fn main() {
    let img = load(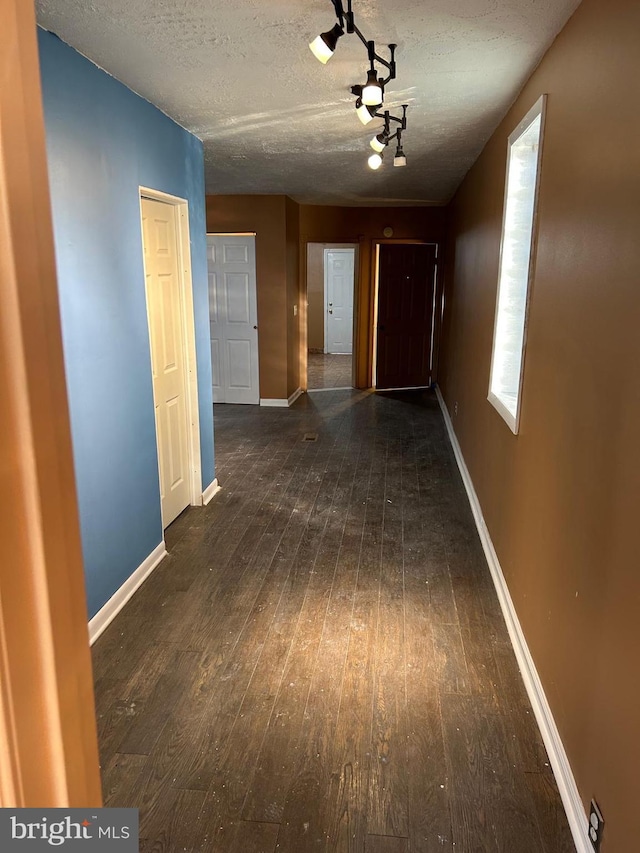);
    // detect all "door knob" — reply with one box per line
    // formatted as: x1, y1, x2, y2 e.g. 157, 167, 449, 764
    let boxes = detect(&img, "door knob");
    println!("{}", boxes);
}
253, 325, 258, 330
